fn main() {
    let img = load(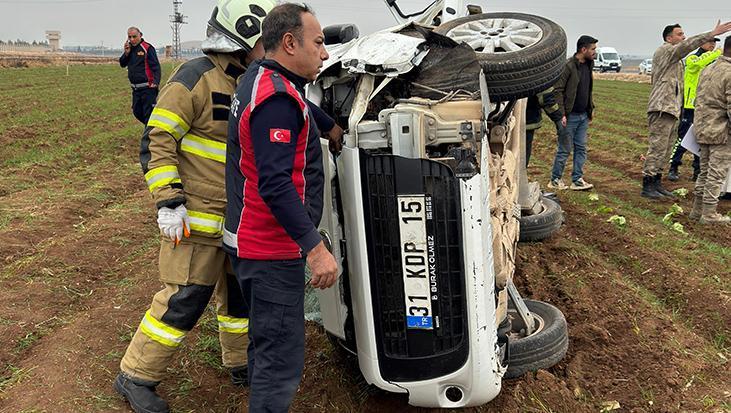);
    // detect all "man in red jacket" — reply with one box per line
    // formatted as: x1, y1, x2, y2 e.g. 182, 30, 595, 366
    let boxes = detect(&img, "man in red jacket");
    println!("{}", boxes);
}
225, 4, 337, 412
119, 27, 161, 124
